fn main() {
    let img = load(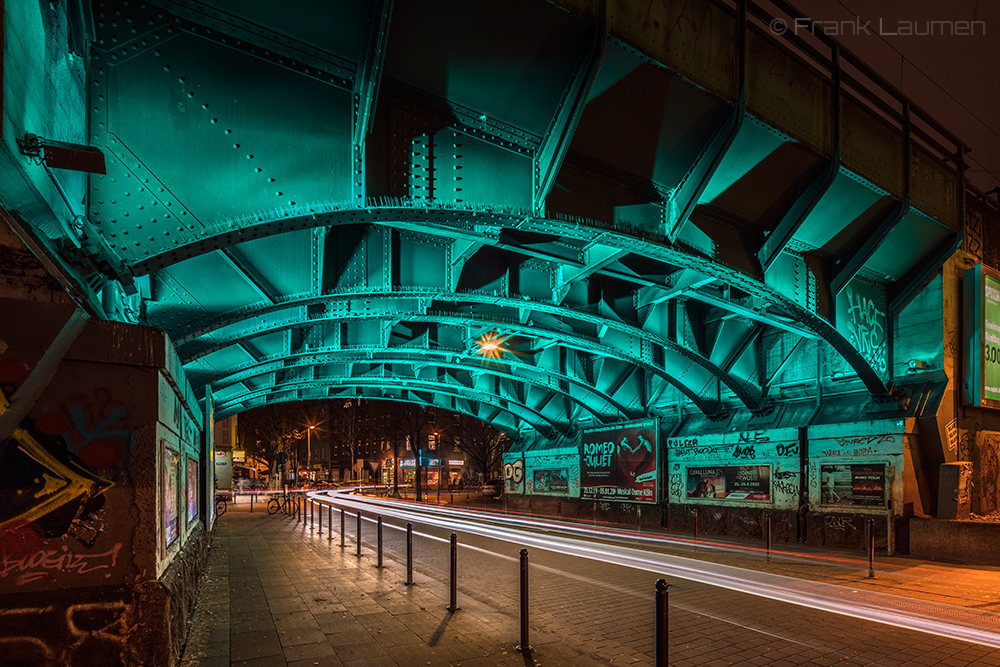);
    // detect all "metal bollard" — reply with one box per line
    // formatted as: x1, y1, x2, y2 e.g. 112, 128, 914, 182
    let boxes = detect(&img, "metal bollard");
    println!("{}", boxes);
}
296, 496, 300, 523
655, 579, 668, 667
377, 516, 384, 568
867, 518, 876, 579
250, 493, 254, 513
516, 548, 531, 653
340, 509, 345, 548
448, 533, 459, 611
327, 505, 333, 541
356, 511, 362, 557
766, 513, 771, 563
318, 501, 323, 535
310, 500, 314, 527
405, 523, 413, 585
